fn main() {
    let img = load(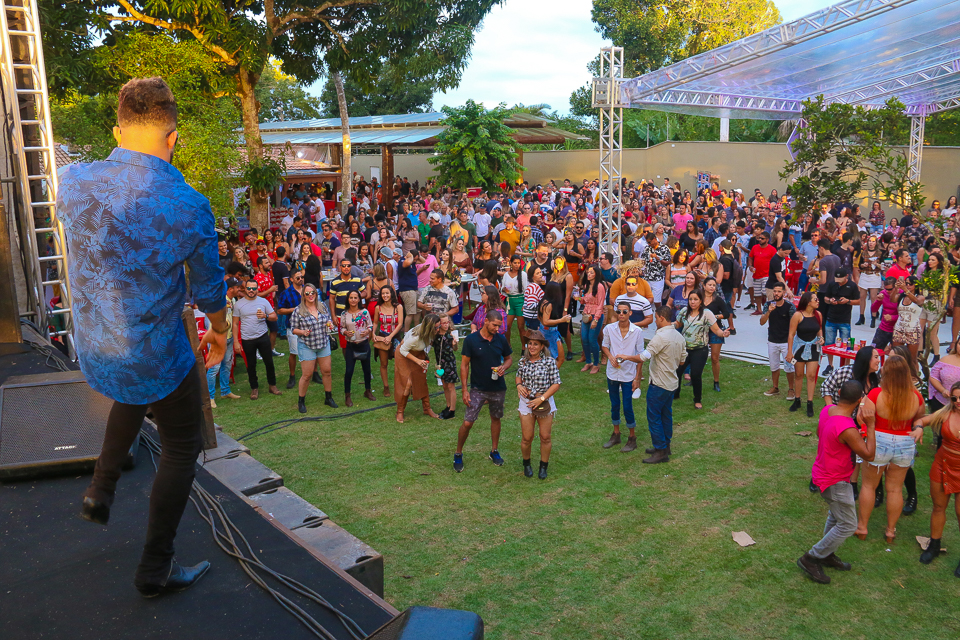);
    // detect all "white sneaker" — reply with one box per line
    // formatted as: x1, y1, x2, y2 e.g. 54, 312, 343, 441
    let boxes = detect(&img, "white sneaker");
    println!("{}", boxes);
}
256, 352, 263, 360
272, 349, 284, 357
632, 388, 642, 400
